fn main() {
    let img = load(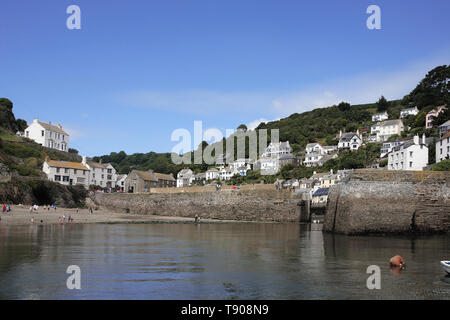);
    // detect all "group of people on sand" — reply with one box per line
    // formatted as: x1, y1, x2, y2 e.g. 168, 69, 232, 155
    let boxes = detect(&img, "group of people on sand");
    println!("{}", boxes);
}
2, 204, 11, 213
57, 215, 74, 224
29, 204, 57, 213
